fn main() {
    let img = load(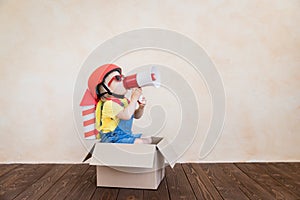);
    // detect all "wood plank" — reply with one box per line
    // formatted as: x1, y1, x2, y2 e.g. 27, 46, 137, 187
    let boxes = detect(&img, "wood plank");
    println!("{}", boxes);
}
38, 164, 89, 200
182, 163, 222, 200
272, 163, 300, 180
13, 164, 72, 200
272, 163, 300, 182
254, 163, 300, 197
0, 164, 52, 200
236, 163, 299, 199
287, 162, 300, 173
90, 187, 119, 200
143, 177, 170, 200
165, 164, 196, 200
220, 163, 274, 199
65, 165, 97, 200
0, 164, 19, 177
116, 188, 143, 200
200, 163, 249, 200
0, 163, 297, 200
